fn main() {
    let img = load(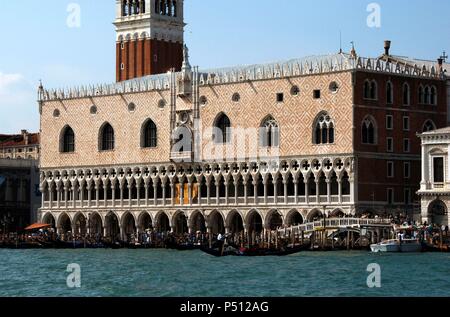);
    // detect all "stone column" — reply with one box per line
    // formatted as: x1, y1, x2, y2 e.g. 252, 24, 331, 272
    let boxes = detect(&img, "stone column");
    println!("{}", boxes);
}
225, 179, 229, 205
294, 178, 299, 204
72, 183, 77, 208
64, 183, 69, 208
111, 181, 116, 208
56, 183, 61, 209
304, 178, 309, 205
326, 178, 331, 204
144, 179, 149, 206
162, 181, 167, 206
180, 179, 185, 206
153, 181, 158, 206
87, 182, 92, 208
128, 181, 132, 207
216, 178, 220, 205
244, 178, 248, 205
79, 182, 84, 208
119, 182, 124, 207
49, 182, 54, 209
206, 180, 211, 205
253, 179, 258, 205
95, 182, 100, 207
104, 180, 108, 207
263, 179, 268, 205
315, 179, 320, 204
198, 178, 202, 206
338, 179, 342, 204
234, 180, 239, 205
136, 181, 141, 207
188, 181, 193, 206
273, 179, 278, 205
349, 176, 355, 203
283, 179, 288, 205
170, 181, 175, 206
